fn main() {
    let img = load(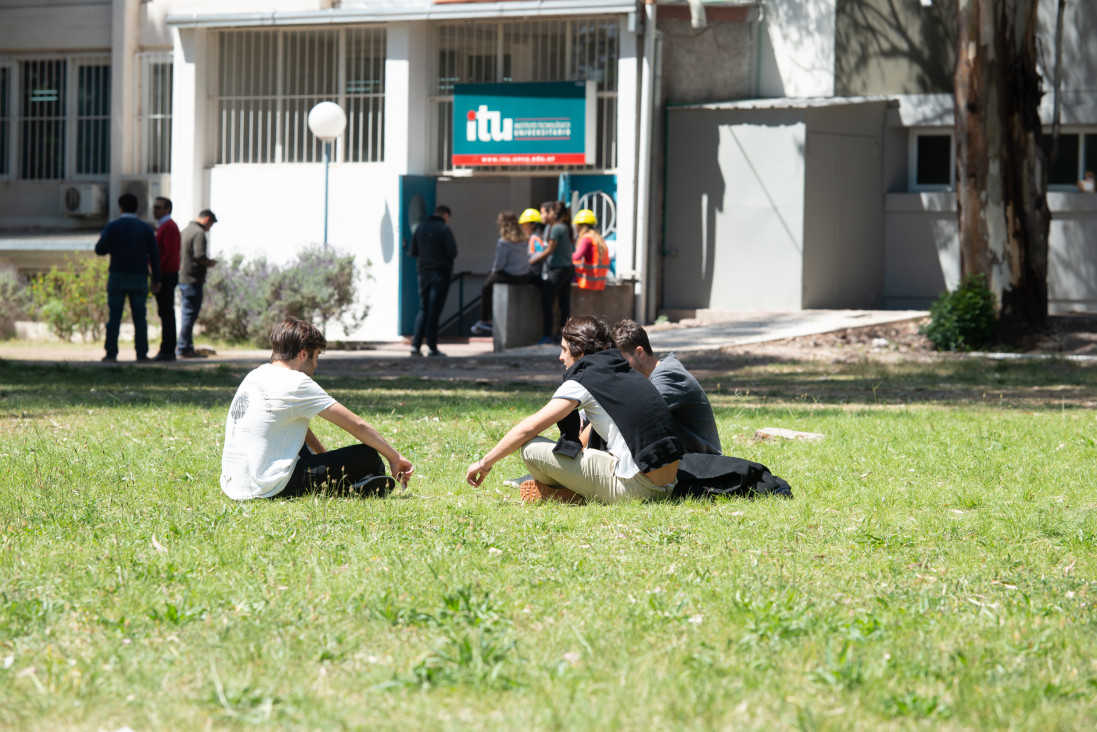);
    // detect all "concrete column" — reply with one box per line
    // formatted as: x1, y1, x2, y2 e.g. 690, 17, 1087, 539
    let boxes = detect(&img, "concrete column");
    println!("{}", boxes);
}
615, 16, 639, 281
384, 22, 431, 175
170, 27, 209, 222
109, 0, 139, 200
